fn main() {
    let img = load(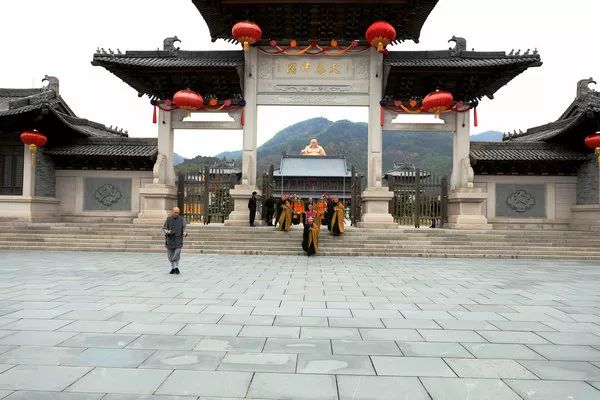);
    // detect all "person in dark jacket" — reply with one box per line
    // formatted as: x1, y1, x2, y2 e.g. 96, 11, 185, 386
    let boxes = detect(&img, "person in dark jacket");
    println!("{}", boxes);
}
248, 191, 258, 226
264, 196, 275, 226
163, 207, 188, 275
